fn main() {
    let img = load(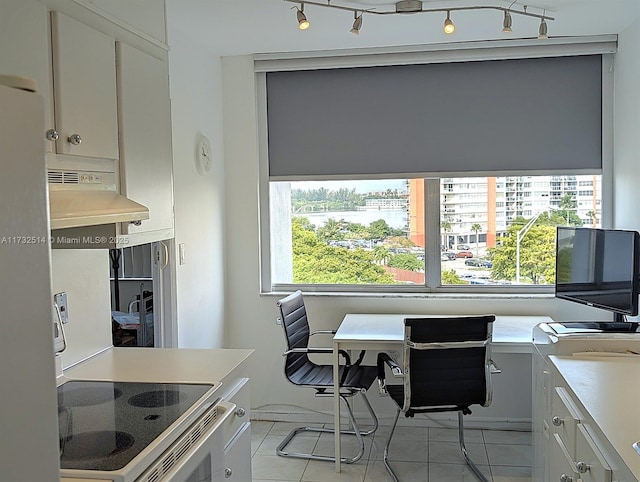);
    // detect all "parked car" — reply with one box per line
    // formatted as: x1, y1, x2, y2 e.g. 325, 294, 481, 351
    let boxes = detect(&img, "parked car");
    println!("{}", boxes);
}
466, 258, 493, 268
456, 244, 471, 251
456, 250, 473, 258
442, 252, 456, 261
